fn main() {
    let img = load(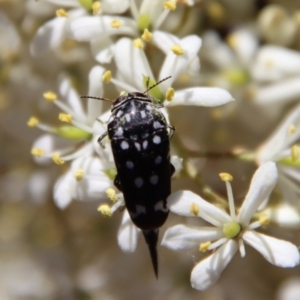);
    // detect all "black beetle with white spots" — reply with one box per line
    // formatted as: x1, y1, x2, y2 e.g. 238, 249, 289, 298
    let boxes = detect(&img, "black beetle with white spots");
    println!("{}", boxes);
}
81, 78, 175, 278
